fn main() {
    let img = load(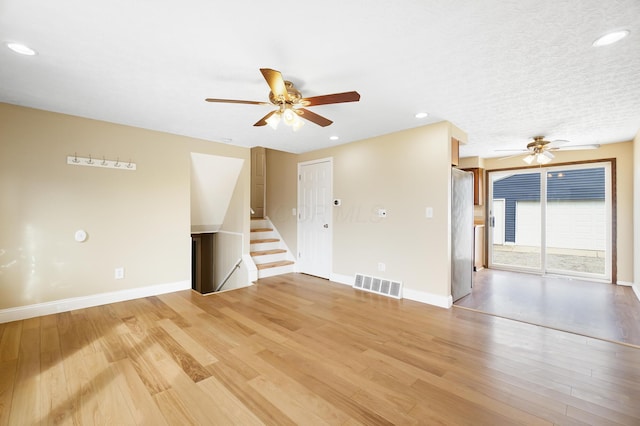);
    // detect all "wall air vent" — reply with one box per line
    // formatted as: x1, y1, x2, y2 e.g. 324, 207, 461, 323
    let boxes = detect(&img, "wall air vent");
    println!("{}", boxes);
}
353, 273, 402, 299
